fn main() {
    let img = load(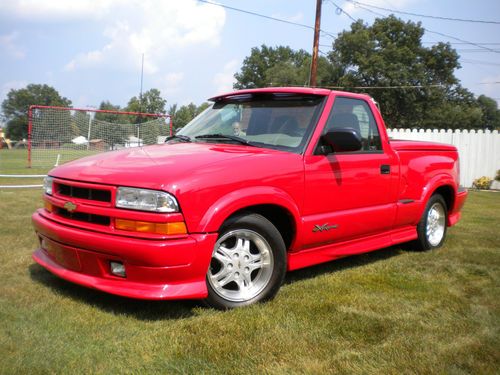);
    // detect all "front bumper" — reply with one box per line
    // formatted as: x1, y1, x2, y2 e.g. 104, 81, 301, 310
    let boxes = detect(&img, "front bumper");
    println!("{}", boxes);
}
32, 210, 218, 300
